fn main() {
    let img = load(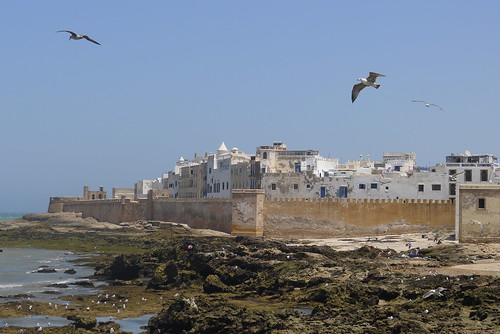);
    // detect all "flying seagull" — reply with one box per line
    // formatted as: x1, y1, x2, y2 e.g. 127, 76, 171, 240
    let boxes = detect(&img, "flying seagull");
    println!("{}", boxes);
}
411, 100, 444, 111
470, 219, 484, 233
423, 287, 447, 299
57, 30, 101, 45
351, 72, 385, 103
